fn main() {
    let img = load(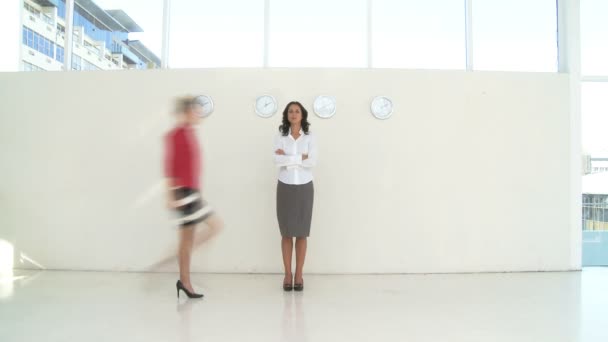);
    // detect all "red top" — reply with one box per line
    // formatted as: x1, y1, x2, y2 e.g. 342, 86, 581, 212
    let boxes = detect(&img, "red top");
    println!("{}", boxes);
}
164, 125, 201, 190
